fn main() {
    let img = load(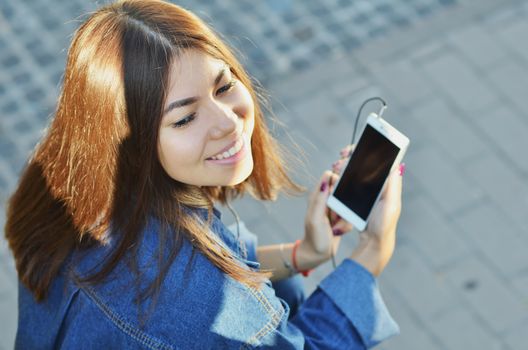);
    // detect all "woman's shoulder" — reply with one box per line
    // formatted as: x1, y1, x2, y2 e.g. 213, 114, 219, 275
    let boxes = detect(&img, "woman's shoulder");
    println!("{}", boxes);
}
51, 215, 285, 348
